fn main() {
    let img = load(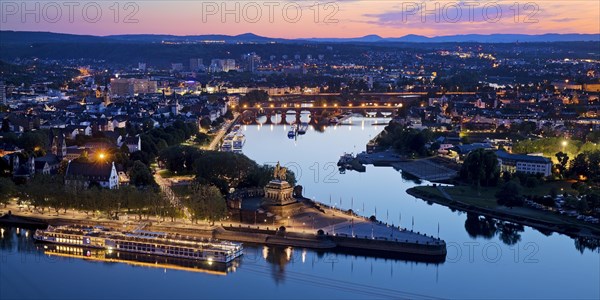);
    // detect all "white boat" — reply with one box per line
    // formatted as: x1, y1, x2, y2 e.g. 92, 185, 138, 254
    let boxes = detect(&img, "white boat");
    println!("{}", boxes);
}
288, 124, 297, 138
34, 225, 243, 263
222, 126, 245, 153
221, 135, 234, 152
232, 132, 246, 153
297, 122, 308, 135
